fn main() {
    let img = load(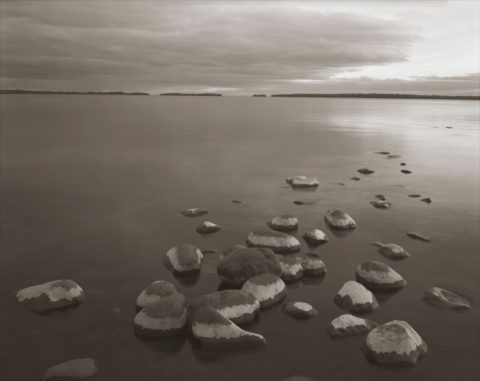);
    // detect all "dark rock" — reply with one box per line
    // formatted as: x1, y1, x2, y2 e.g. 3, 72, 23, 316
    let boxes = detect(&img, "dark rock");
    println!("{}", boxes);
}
334, 281, 378, 313
327, 314, 377, 338
421, 198, 432, 204
164, 244, 203, 274
407, 232, 432, 242
293, 200, 316, 205
242, 273, 286, 309
401, 169, 412, 174
246, 230, 301, 253
351, 177, 361, 181
376, 151, 390, 155
231, 199, 243, 204
408, 194, 421, 198
357, 168, 375, 175
388, 155, 401, 159
283, 301, 318, 319
400, 162, 406, 166
372, 242, 410, 260
41, 358, 98, 381
356, 260, 406, 290
423, 287, 471, 311
324, 210, 357, 230
375, 194, 386, 201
